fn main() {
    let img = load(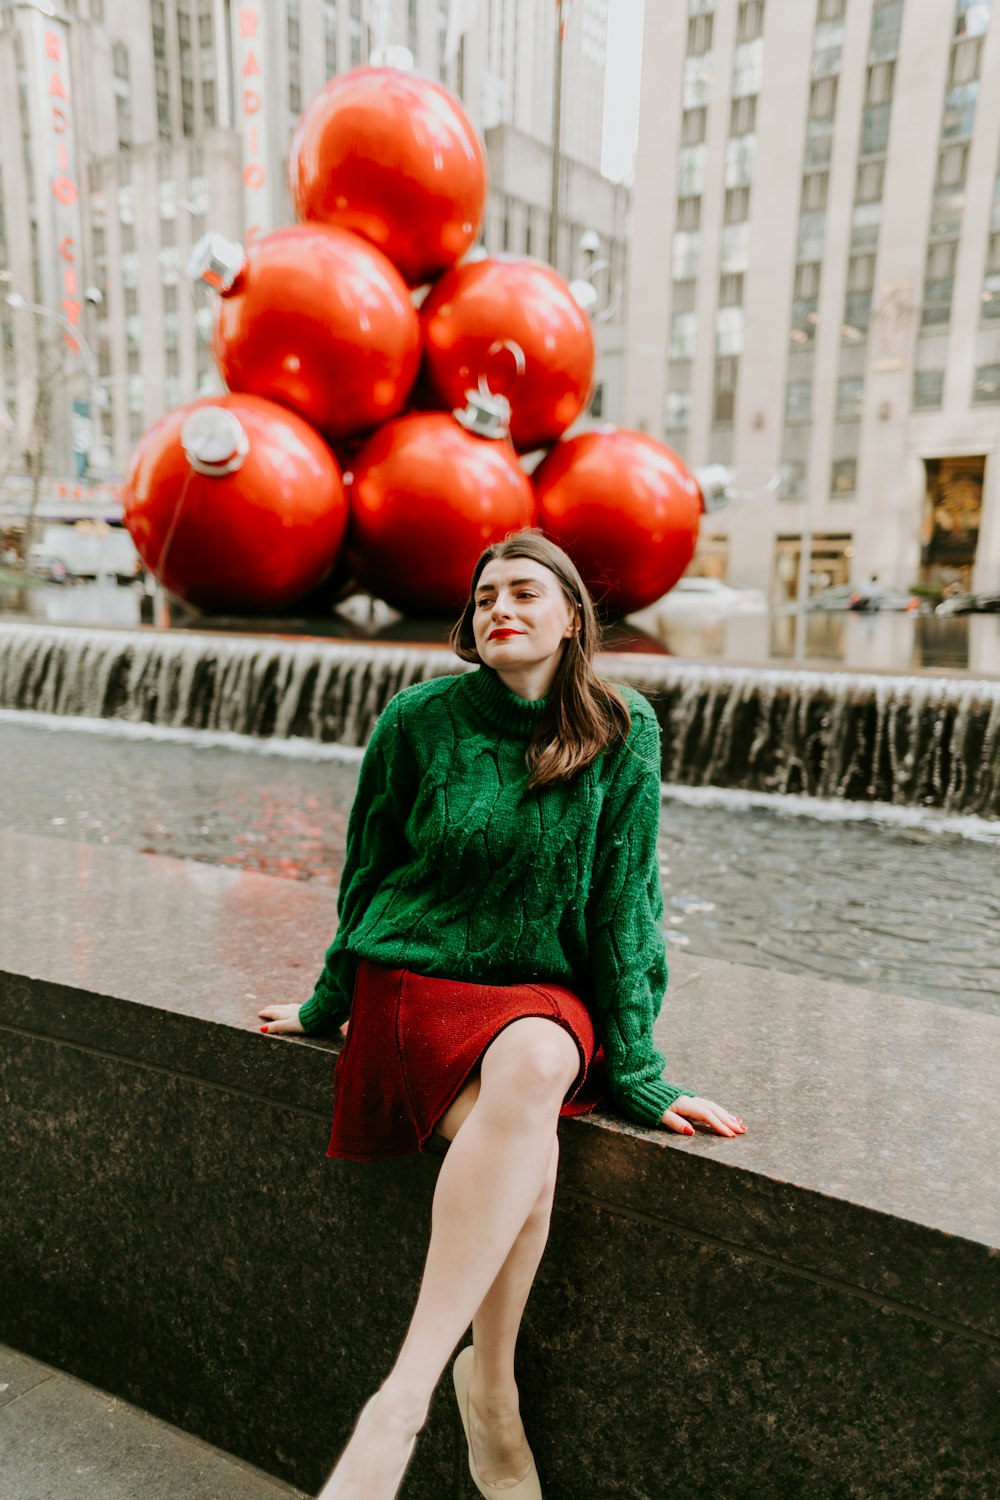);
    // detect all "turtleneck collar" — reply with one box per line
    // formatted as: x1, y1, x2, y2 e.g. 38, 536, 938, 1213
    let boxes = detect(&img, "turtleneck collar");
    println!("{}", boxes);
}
461, 666, 550, 738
